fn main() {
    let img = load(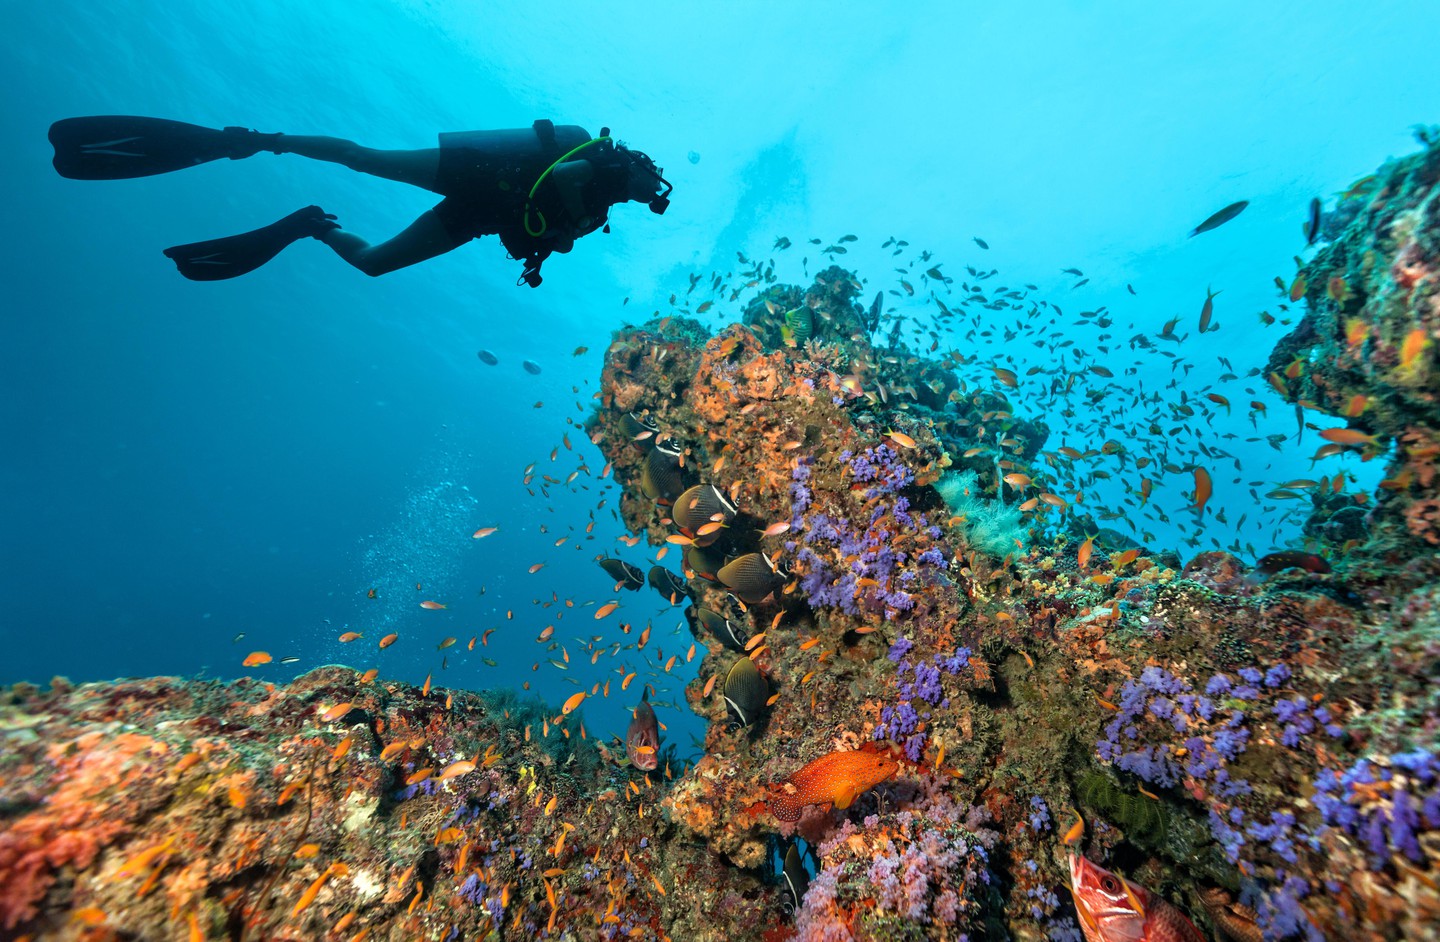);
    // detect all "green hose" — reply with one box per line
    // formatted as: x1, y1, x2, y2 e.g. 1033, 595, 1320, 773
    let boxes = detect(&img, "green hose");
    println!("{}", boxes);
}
524, 136, 612, 238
